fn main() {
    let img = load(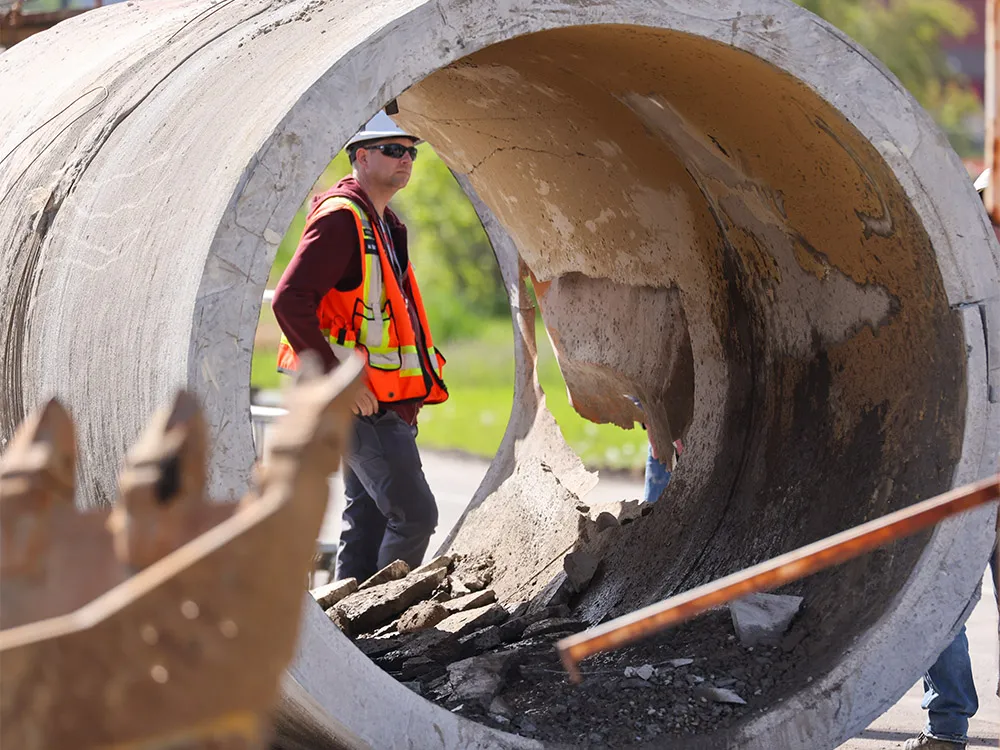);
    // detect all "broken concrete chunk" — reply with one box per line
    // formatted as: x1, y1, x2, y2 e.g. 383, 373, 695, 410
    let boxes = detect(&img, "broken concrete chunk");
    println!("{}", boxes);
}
311, 577, 358, 609
449, 557, 493, 596
508, 601, 531, 619
594, 511, 619, 532
376, 629, 459, 670
358, 559, 411, 591
666, 658, 694, 668
353, 632, 412, 659
410, 555, 453, 577
426, 674, 449, 693
563, 549, 600, 591
451, 574, 490, 596
450, 579, 471, 597
545, 604, 572, 619
333, 566, 448, 636
458, 624, 502, 657
431, 587, 453, 603
521, 617, 587, 640
526, 571, 572, 613
589, 499, 645, 526
498, 616, 530, 643
398, 601, 451, 633
445, 651, 520, 709
498, 604, 573, 643
694, 685, 747, 705
512, 637, 563, 664
436, 603, 508, 636
634, 664, 655, 681
488, 696, 513, 719
781, 626, 808, 653
442, 589, 496, 614
397, 656, 445, 681
370, 621, 399, 638
514, 716, 538, 734
730, 593, 803, 647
